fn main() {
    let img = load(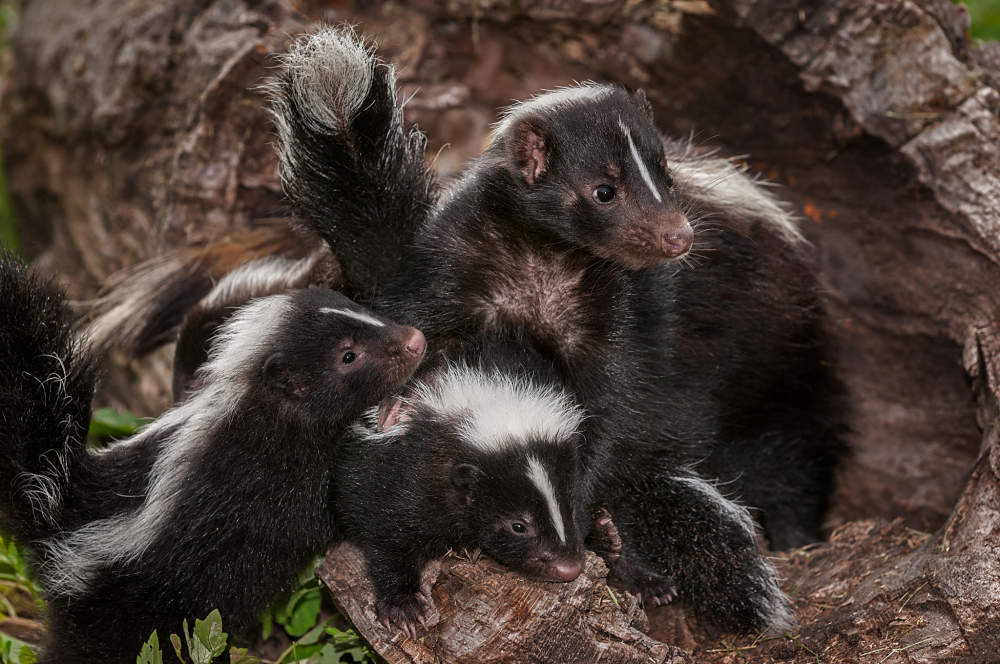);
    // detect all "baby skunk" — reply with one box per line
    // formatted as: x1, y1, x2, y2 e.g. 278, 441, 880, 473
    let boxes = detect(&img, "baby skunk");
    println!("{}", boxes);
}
268, 27, 829, 632
335, 348, 586, 636
0, 250, 425, 663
